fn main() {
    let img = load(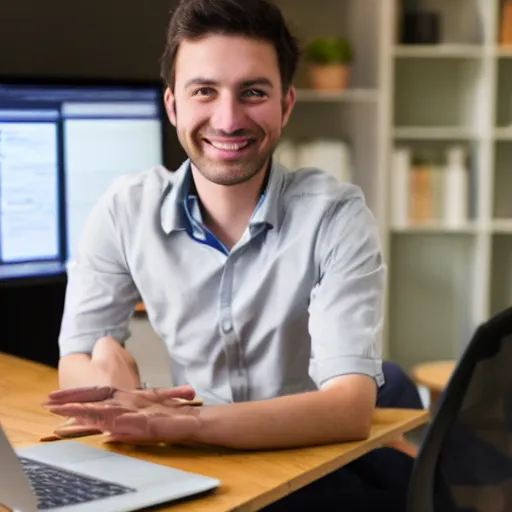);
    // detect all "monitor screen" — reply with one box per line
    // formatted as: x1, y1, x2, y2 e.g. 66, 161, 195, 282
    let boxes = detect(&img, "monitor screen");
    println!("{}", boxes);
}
0, 78, 166, 282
